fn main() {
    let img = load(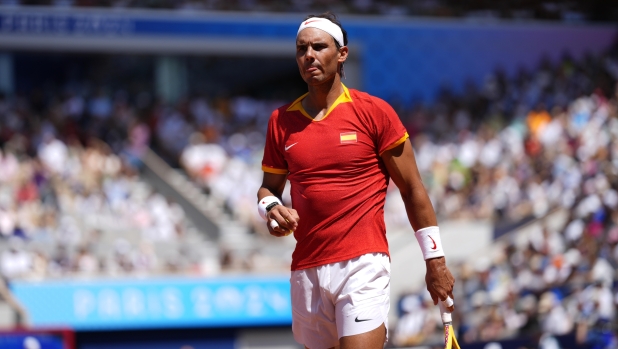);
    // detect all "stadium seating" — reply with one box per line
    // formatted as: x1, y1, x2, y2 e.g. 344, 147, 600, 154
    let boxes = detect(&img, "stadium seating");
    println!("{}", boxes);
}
390, 51, 618, 347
